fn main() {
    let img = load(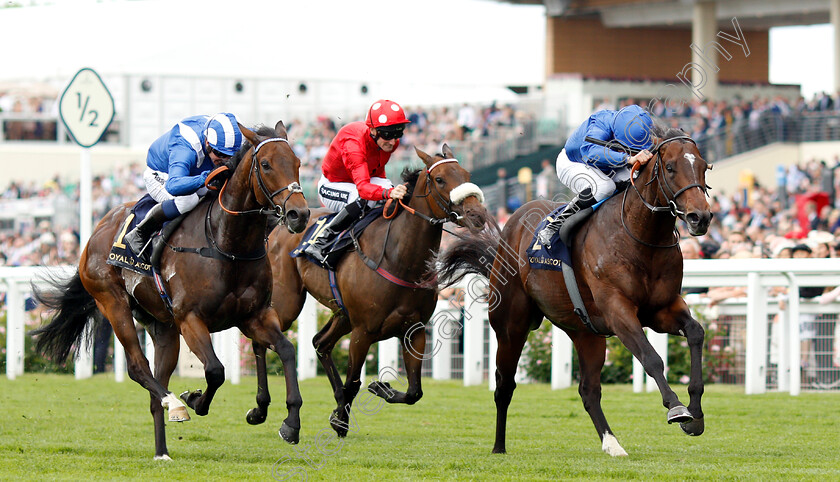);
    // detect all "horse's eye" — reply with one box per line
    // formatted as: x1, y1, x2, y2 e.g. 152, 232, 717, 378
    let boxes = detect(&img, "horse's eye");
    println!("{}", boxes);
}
260, 160, 271, 170
665, 163, 674, 172
435, 177, 444, 184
